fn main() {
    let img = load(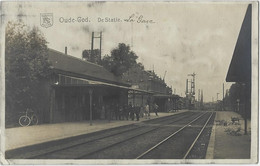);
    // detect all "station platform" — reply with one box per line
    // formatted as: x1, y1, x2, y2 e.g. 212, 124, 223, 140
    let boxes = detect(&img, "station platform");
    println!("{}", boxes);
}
5, 111, 185, 151
5, 110, 252, 161
206, 111, 252, 160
